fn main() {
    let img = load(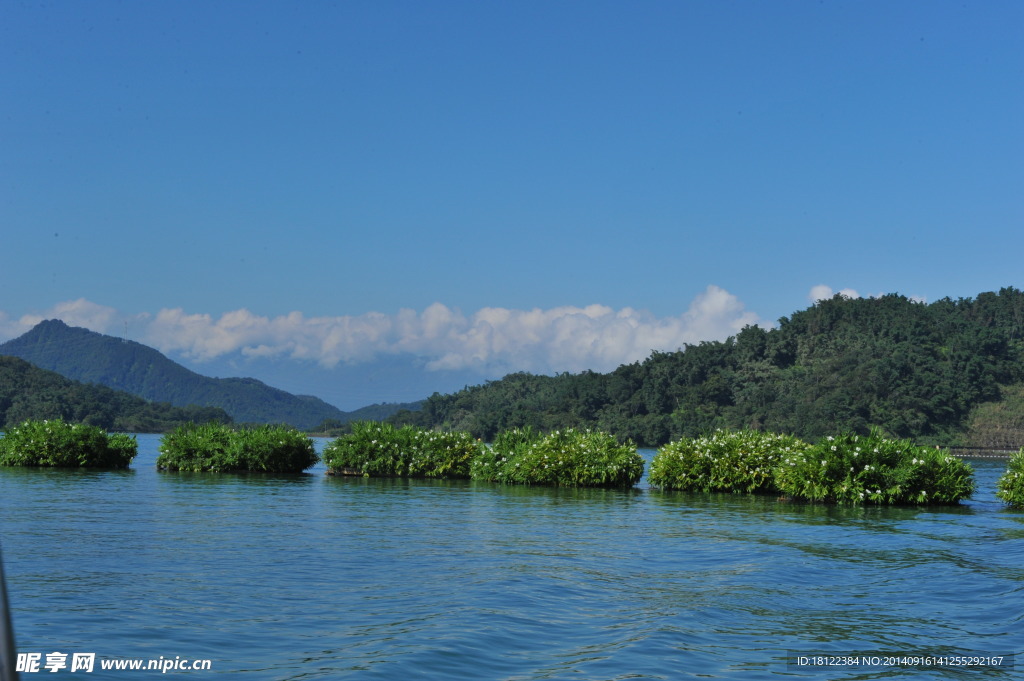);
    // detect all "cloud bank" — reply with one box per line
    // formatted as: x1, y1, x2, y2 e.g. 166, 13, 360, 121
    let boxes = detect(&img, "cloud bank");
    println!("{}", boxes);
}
1, 286, 762, 375
809, 285, 860, 302
807, 285, 927, 306
0, 298, 132, 341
